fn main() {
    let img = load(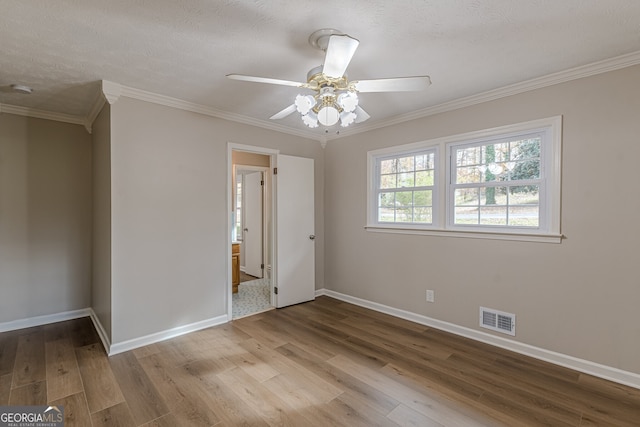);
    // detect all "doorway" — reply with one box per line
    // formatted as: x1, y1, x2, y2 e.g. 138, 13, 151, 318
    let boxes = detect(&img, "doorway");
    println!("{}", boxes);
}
228, 144, 317, 320
231, 149, 274, 319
